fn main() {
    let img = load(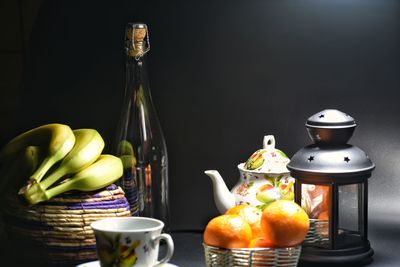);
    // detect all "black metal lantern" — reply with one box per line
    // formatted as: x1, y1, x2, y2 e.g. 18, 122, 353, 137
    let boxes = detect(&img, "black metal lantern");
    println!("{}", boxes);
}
287, 109, 375, 264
